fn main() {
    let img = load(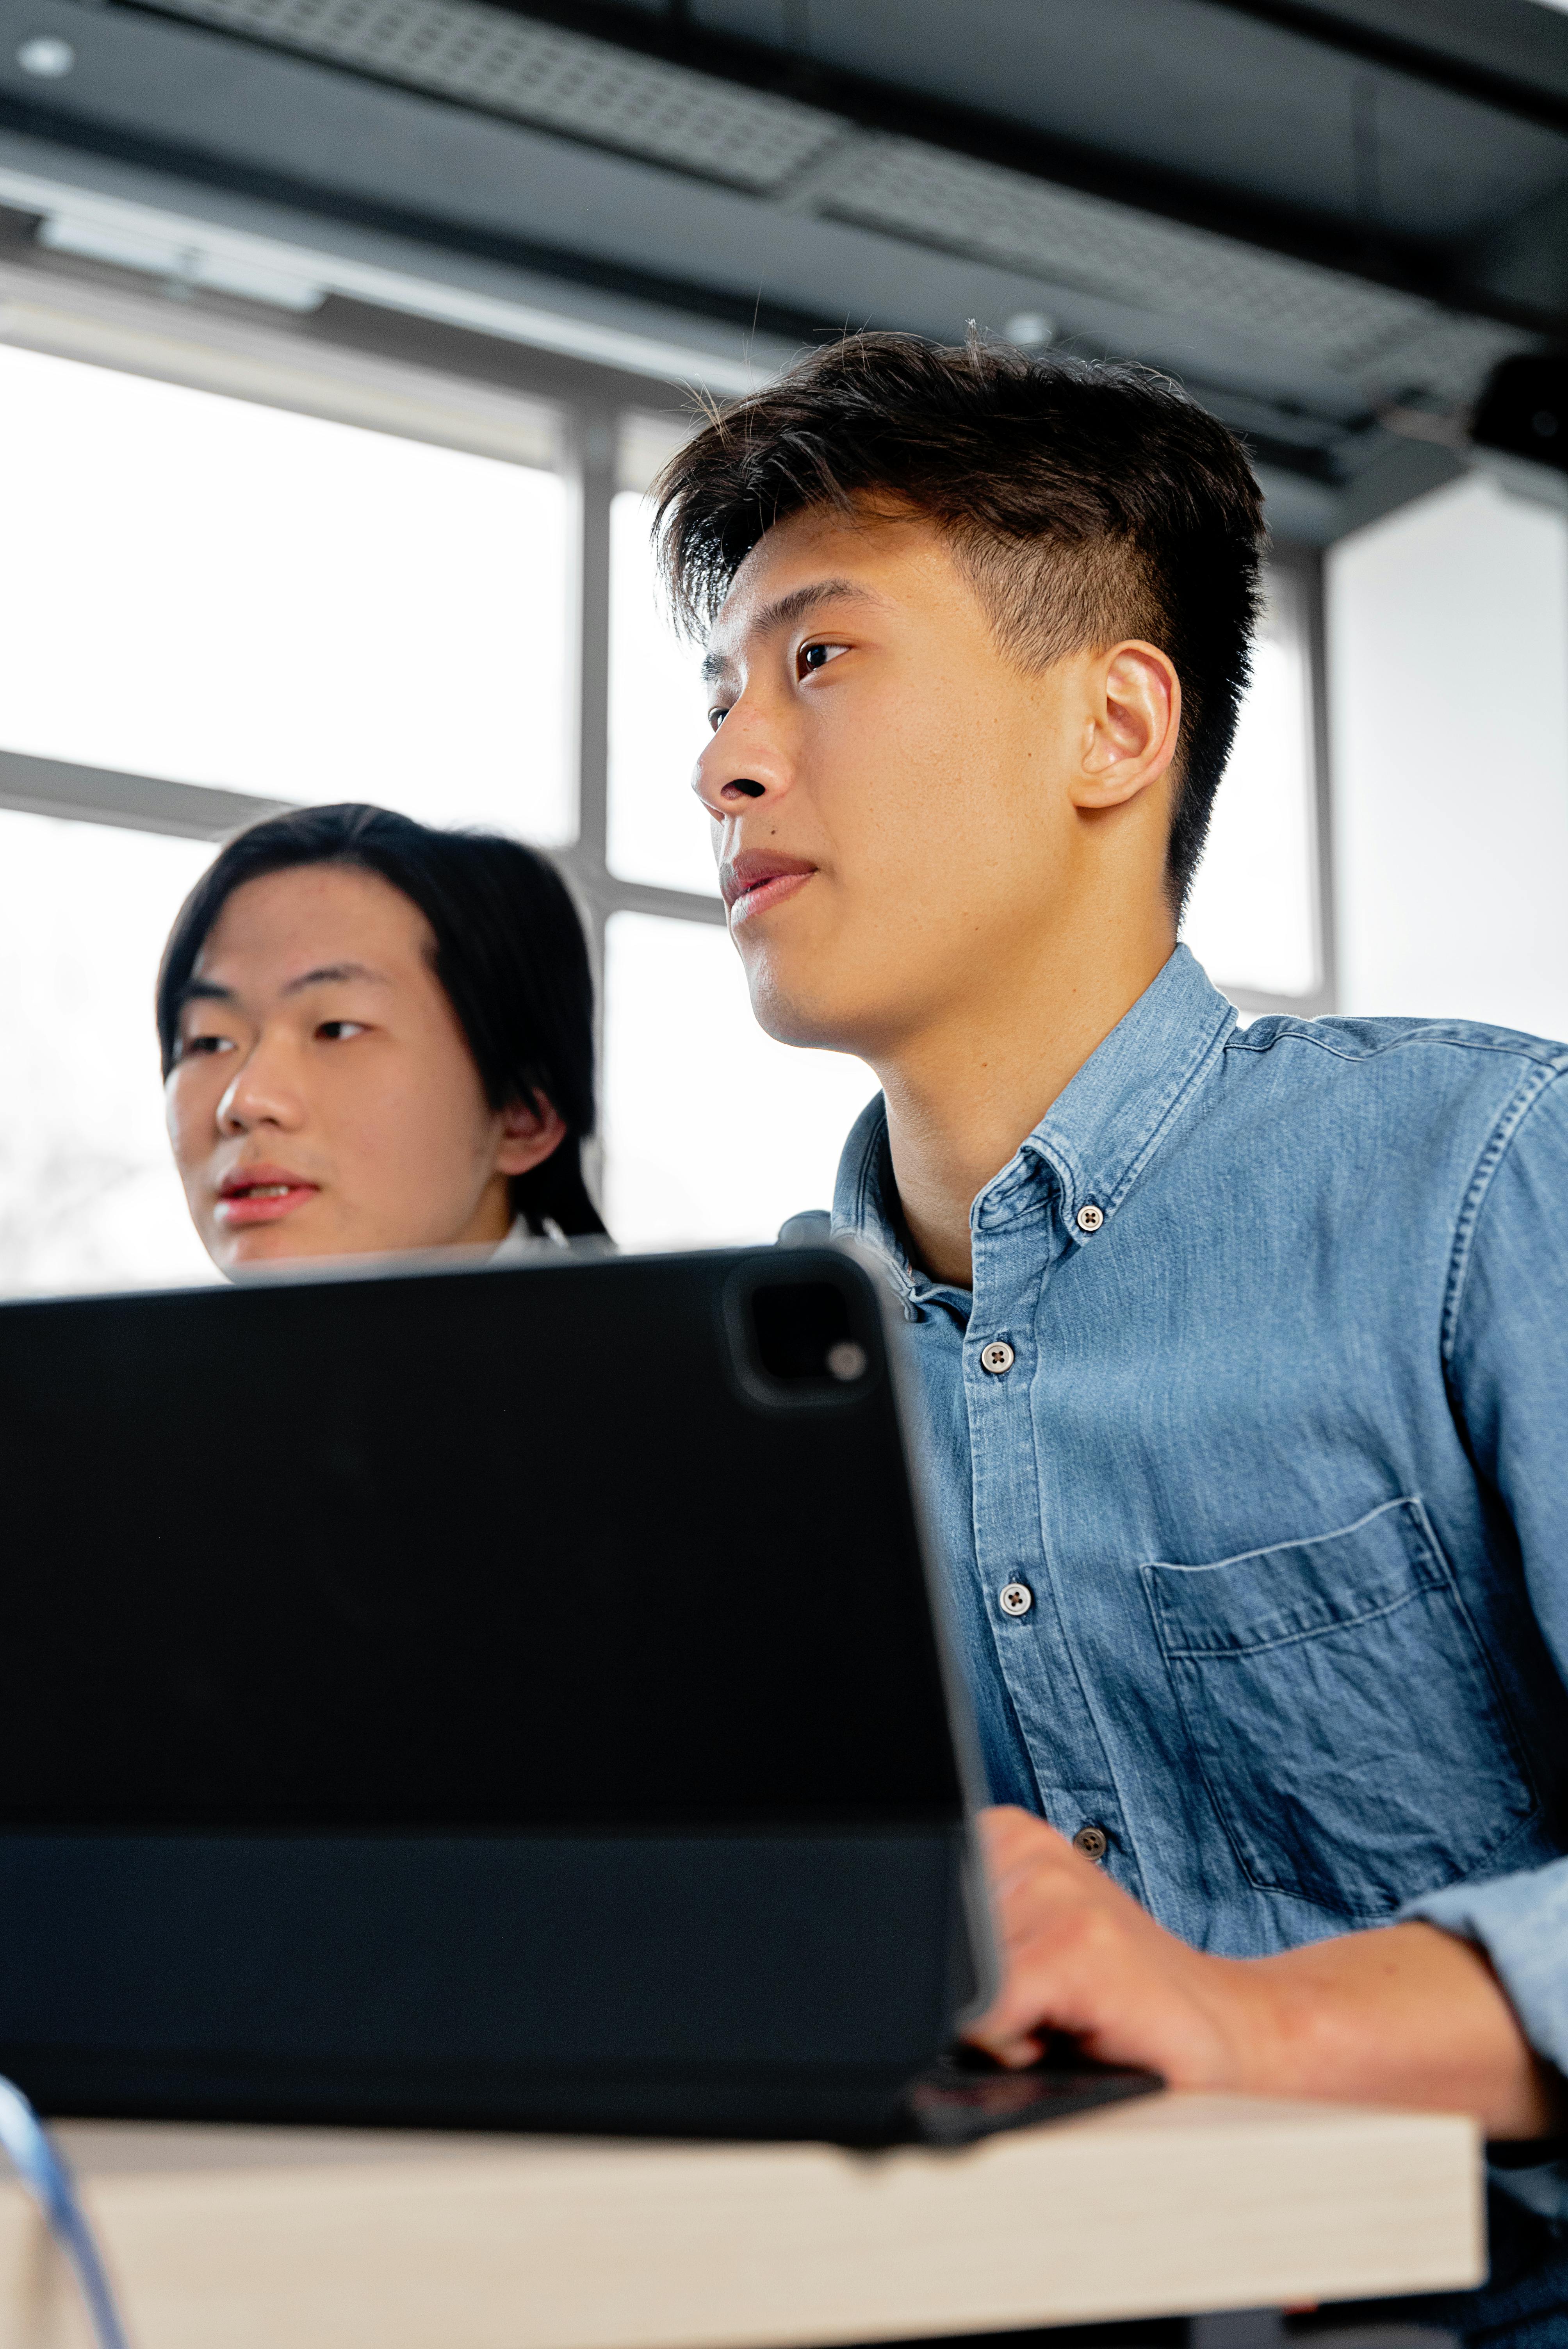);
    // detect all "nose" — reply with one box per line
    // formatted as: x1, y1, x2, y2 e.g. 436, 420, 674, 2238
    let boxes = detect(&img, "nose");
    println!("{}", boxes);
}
692, 698, 790, 822
216, 1034, 305, 1137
